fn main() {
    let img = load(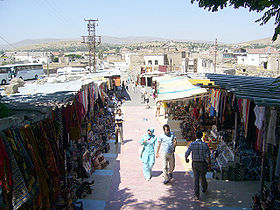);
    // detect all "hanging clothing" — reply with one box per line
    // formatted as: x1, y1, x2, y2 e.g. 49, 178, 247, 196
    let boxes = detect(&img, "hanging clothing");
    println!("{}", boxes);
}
266, 107, 277, 146
5, 129, 39, 206
0, 132, 30, 210
20, 125, 50, 209
37, 122, 61, 204
275, 141, 280, 177
140, 128, 157, 180
254, 106, 265, 129
242, 99, 251, 138
0, 134, 12, 206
